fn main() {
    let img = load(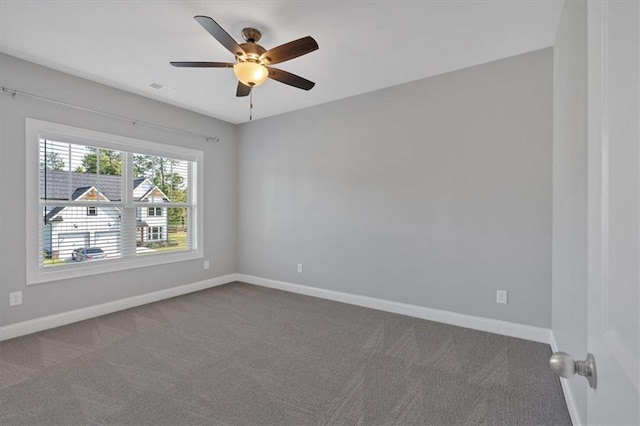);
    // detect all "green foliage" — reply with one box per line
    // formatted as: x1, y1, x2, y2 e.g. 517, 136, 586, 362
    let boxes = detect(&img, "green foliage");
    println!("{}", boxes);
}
40, 152, 65, 171
76, 148, 121, 175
